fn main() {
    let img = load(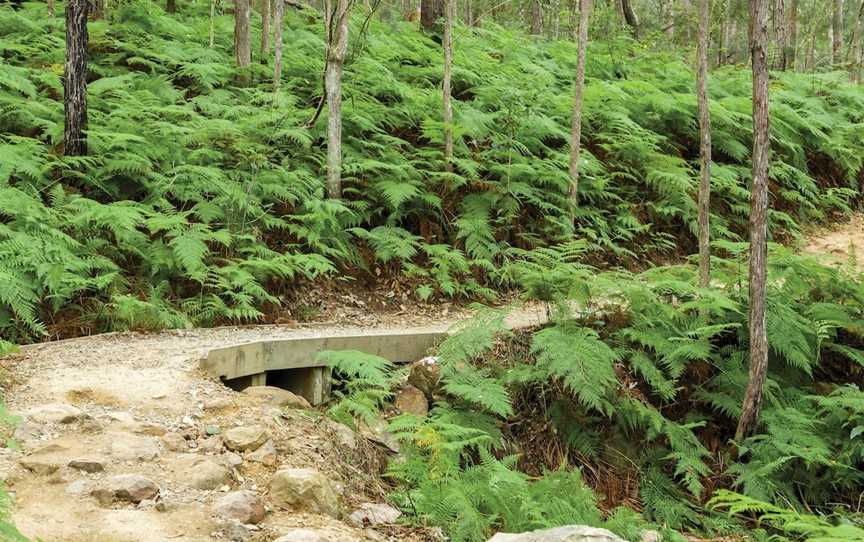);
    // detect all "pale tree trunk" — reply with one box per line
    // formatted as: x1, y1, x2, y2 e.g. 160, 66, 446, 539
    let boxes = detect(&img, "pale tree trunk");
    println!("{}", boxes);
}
261, 0, 271, 56
833, 0, 844, 66
849, 1, 864, 81
697, 0, 711, 291
721, 0, 735, 64
530, 0, 542, 34
64, 0, 89, 157
235, 0, 253, 71
210, 0, 217, 48
788, 0, 798, 69
325, 0, 349, 198
621, 0, 639, 35
48, 0, 54, 17
465, 0, 473, 26
274, 0, 285, 89
443, 0, 454, 171
736, 0, 771, 442
568, 0, 591, 209
421, 0, 444, 29
551, 0, 560, 38
772, 0, 787, 70
661, 0, 674, 39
